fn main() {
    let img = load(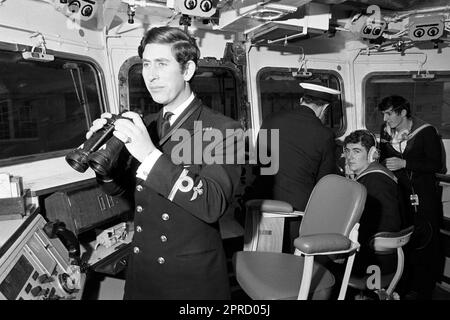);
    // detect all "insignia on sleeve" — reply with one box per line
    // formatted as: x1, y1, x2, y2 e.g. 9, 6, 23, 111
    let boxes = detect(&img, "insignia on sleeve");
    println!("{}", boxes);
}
167, 169, 203, 201
168, 169, 204, 202
190, 180, 203, 201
